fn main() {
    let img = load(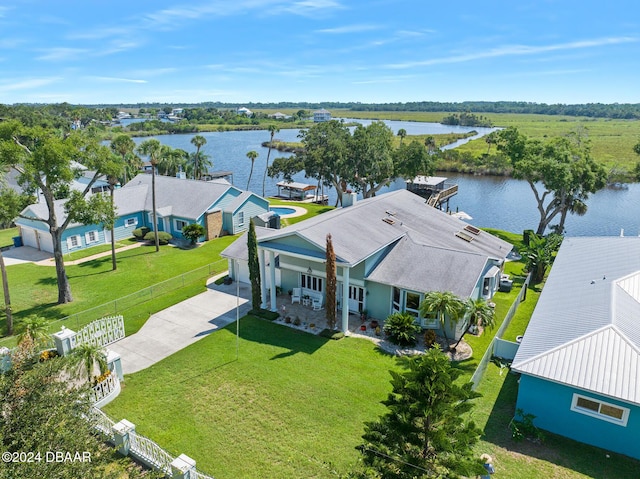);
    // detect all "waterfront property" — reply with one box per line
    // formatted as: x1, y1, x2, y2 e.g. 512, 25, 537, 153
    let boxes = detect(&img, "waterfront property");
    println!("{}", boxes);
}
313, 108, 331, 122
406, 176, 458, 210
15, 174, 269, 253
512, 236, 640, 460
222, 189, 511, 338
